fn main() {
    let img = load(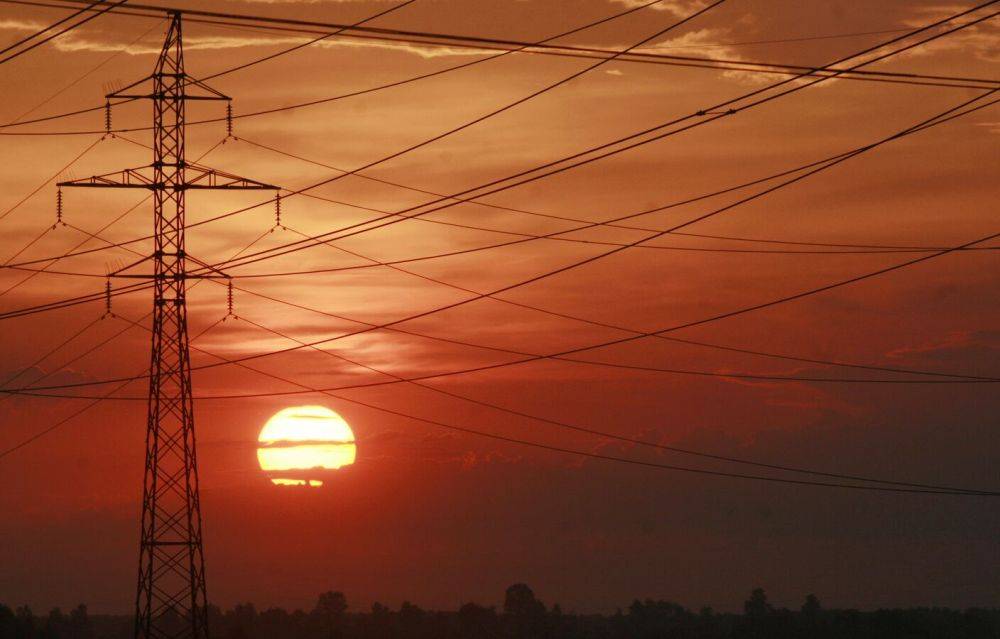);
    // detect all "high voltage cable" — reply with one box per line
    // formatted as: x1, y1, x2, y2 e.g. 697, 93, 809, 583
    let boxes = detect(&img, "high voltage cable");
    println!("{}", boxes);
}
5, 87, 994, 392
0, 0, 422, 133
5, 17, 163, 125
0, 8, 992, 496
231, 313, 997, 495
15, 0, 1000, 90
0, 0, 678, 134
1, 89, 995, 333
4, 309, 994, 496
130, 4, 1000, 277
0, 205, 380, 458
92, 315, 1000, 496
6, 2, 995, 278
0, 0, 121, 66
19, 198, 989, 390
0, 1, 97, 57
18, 303, 988, 496
272, 222, 998, 383
0, 315, 103, 392
238, 137, 993, 254
75, 306, 995, 494
4, 89, 996, 275
111, 4, 1000, 278
1, 7, 992, 376
1, 88, 995, 334
0, 0, 720, 285
0, 136, 102, 224
218, 7, 999, 269
1, 3, 996, 136
0, 316, 226, 462
0, 138, 225, 301
184, 89, 1000, 287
